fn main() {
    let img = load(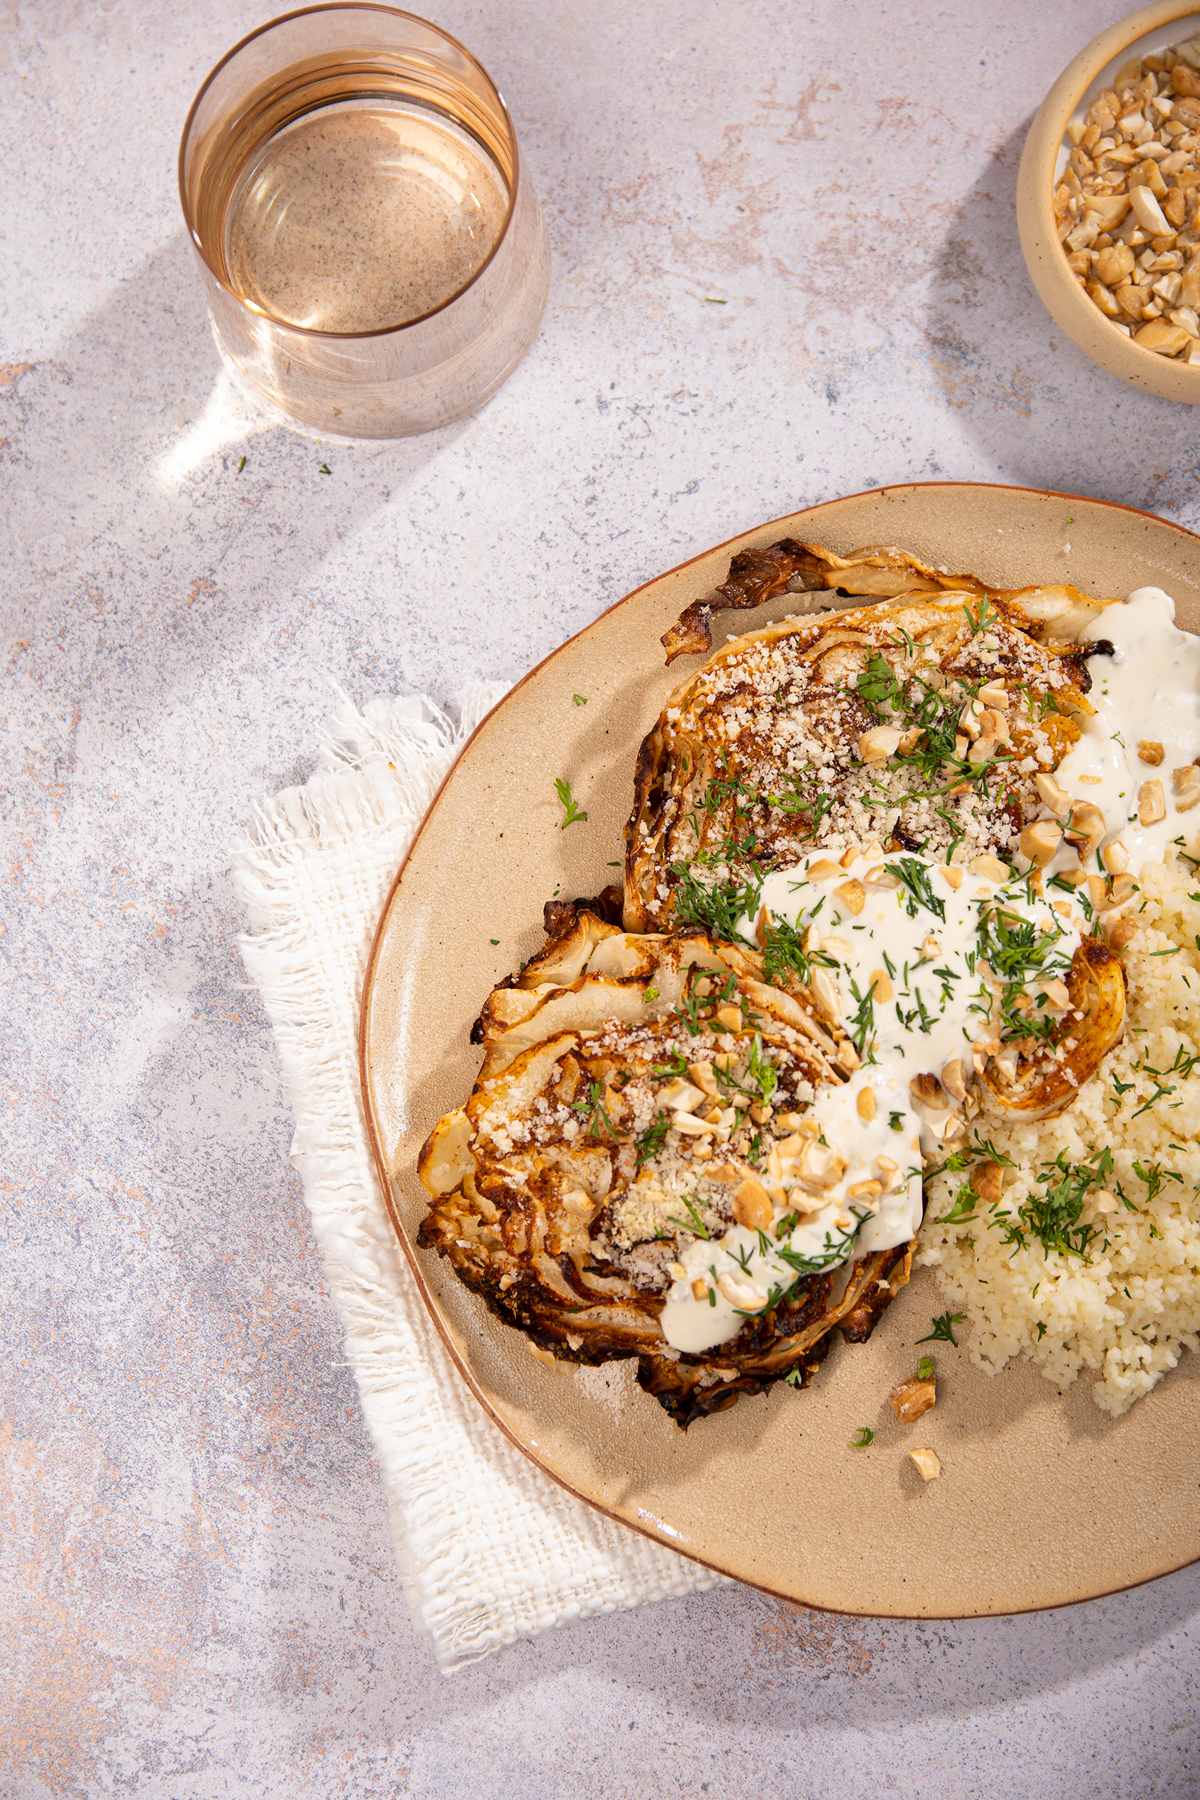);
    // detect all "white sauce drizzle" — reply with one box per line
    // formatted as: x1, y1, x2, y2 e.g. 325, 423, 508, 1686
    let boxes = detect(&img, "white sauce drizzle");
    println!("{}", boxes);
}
1053, 586, 1200, 872
661, 852, 1089, 1352
660, 585, 1200, 1356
